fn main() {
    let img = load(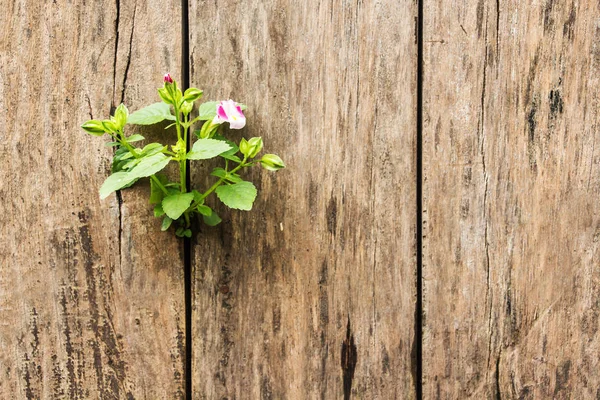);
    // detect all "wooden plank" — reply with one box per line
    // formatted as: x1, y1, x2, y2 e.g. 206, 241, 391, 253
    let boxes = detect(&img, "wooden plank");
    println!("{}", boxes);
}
0, 1, 184, 398
189, 1, 417, 398
423, 0, 600, 397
